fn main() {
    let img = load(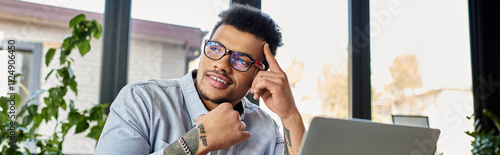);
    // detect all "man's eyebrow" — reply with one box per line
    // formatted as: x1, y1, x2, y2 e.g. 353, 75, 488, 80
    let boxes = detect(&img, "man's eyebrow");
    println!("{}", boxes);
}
241, 51, 254, 58
229, 48, 254, 58
215, 40, 260, 59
